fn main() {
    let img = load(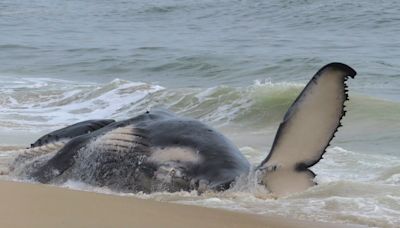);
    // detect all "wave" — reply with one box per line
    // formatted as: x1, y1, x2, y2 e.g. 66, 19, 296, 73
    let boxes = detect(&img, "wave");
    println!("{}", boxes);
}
1, 77, 399, 132
0, 77, 309, 133
0, 78, 162, 130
